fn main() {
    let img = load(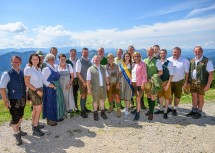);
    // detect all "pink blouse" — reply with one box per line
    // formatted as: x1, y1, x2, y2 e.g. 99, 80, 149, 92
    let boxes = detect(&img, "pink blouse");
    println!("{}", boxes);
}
132, 61, 147, 86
